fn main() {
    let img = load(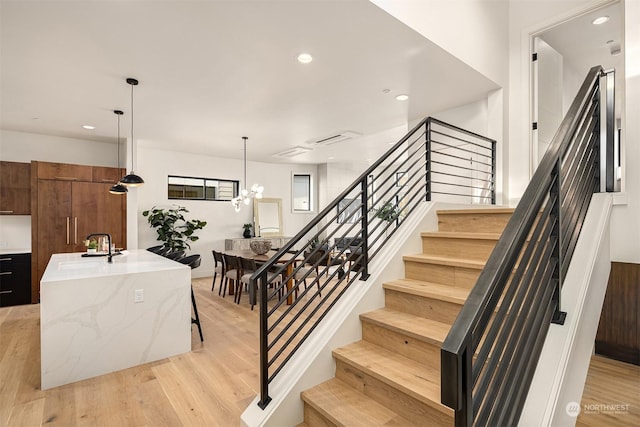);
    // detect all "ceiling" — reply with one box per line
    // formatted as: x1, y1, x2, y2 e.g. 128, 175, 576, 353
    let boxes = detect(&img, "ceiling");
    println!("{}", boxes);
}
0, 0, 499, 164
540, 1, 624, 113
1, 1, 623, 165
